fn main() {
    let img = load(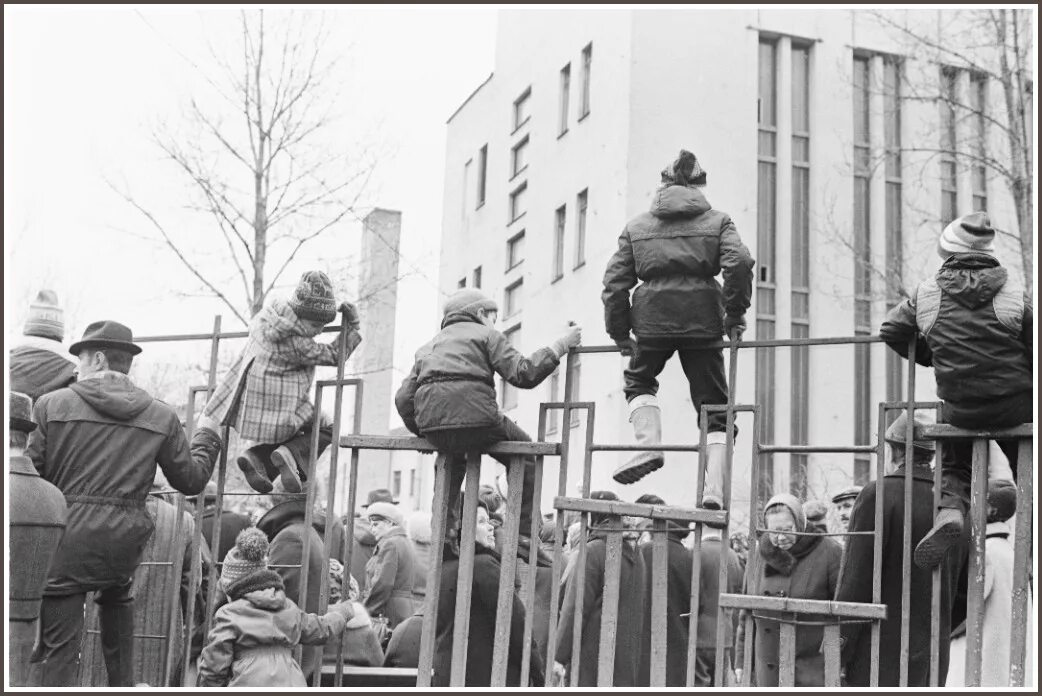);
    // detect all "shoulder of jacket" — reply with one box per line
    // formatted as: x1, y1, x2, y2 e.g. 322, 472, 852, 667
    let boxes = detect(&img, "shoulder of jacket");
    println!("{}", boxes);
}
992, 277, 1026, 332
914, 277, 942, 336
